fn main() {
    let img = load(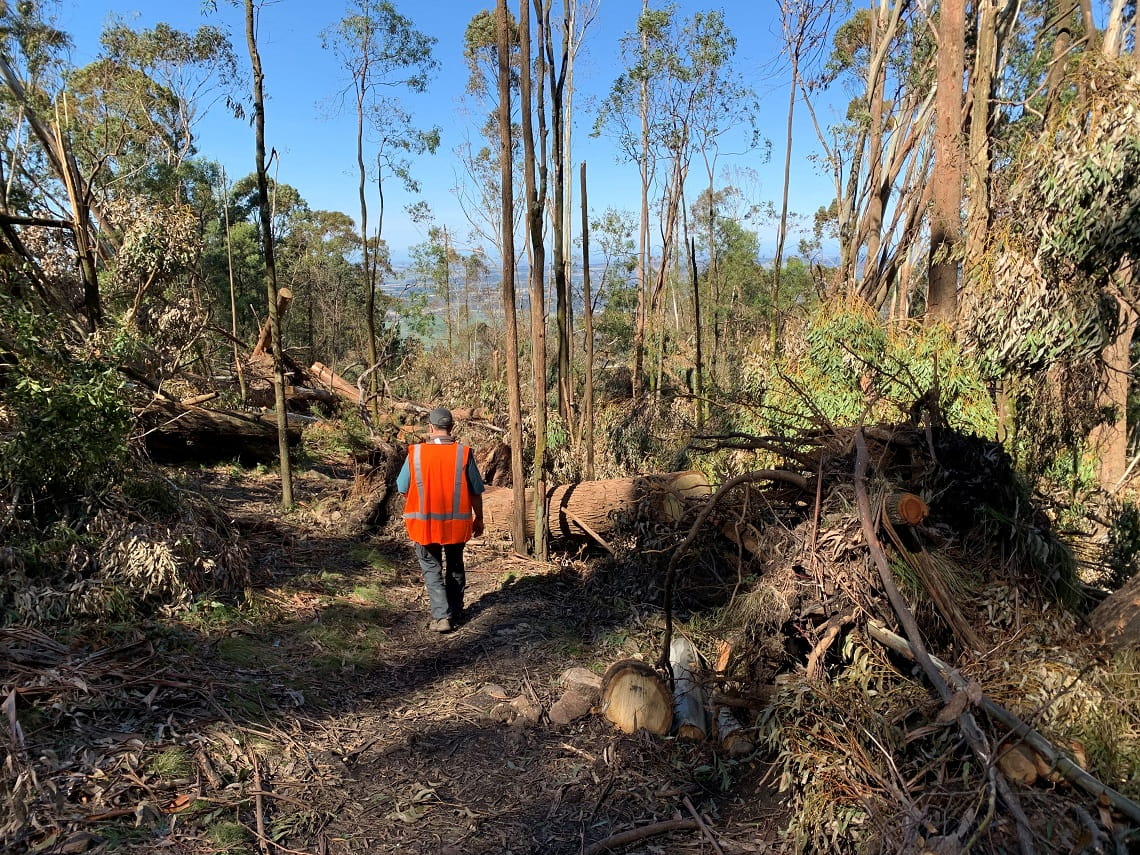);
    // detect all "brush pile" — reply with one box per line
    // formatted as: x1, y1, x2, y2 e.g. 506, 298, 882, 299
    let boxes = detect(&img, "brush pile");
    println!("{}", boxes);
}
602, 420, 1139, 853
